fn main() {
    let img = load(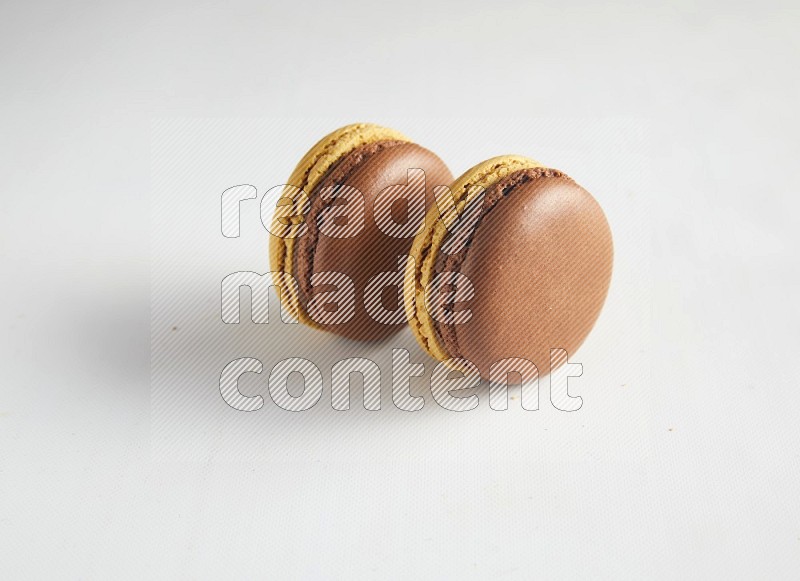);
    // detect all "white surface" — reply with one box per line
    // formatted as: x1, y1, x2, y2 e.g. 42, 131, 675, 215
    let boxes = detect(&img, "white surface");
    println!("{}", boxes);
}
2, 1, 799, 579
